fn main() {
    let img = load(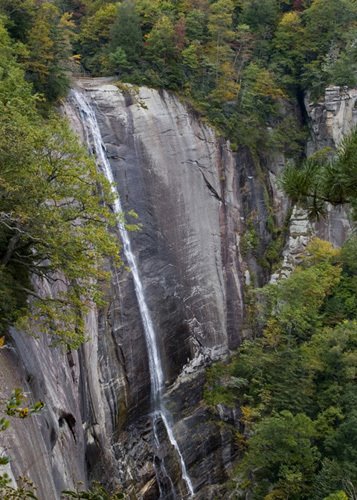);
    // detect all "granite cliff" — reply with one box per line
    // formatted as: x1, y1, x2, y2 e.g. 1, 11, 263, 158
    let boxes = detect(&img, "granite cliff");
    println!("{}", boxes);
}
0, 81, 353, 498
